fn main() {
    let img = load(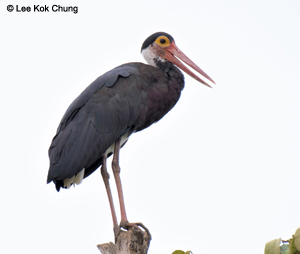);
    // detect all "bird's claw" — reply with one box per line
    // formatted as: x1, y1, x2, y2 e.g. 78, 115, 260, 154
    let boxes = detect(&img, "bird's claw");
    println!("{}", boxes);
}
126, 222, 152, 240
114, 221, 152, 242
